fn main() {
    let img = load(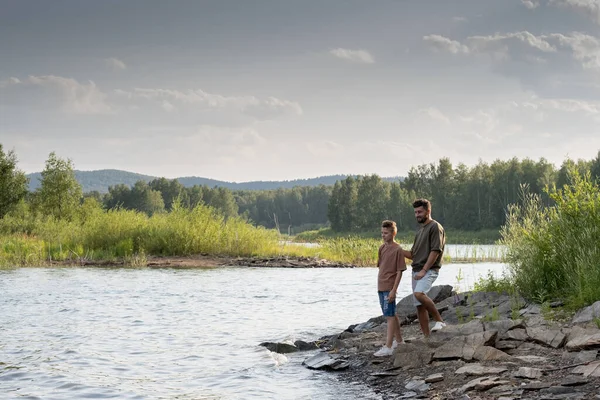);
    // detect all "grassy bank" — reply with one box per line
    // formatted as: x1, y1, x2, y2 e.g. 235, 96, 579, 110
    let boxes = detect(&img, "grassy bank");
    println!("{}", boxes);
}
476, 171, 600, 311
294, 227, 501, 244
